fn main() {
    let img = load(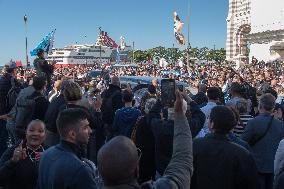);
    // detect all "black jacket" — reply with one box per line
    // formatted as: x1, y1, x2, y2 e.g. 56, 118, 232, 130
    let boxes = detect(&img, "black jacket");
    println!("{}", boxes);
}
44, 94, 66, 133
0, 143, 43, 189
38, 141, 97, 189
150, 101, 205, 175
151, 118, 174, 176
191, 133, 259, 189
33, 58, 54, 80
135, 113, 160, 183
101, 84, 123, 125
0, 74, 21, 114
192, 92, 208, 107
185, 101, 206, 138
30, 91, 50, 121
